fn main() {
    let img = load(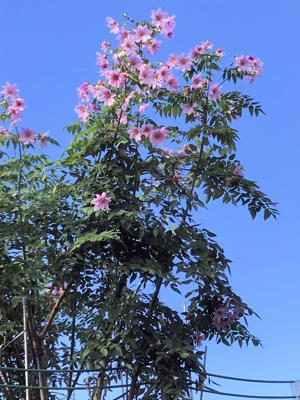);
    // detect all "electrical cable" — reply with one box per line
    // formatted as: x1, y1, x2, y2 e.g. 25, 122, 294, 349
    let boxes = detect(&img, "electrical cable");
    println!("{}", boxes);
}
206, 373, 294, 384
200, 387, 296, 399
0, 366, 296, 384
0, 366, 298, 398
